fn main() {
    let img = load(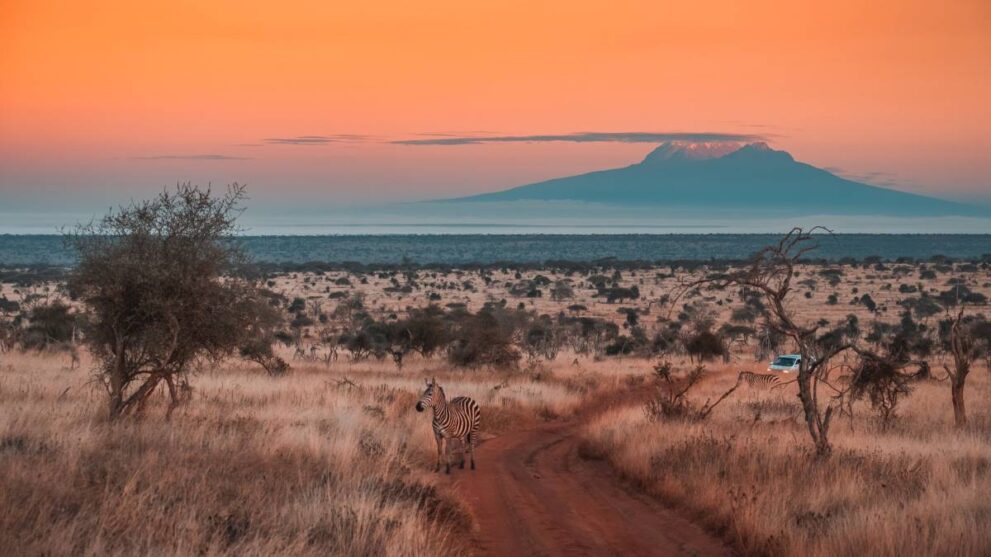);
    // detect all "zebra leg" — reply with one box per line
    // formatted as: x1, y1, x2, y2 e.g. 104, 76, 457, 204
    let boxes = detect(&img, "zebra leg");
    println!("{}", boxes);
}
443, 437, 451, 474
469, 432, 476, 470
434, 433, 443, 473
460, 436, 466, 469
